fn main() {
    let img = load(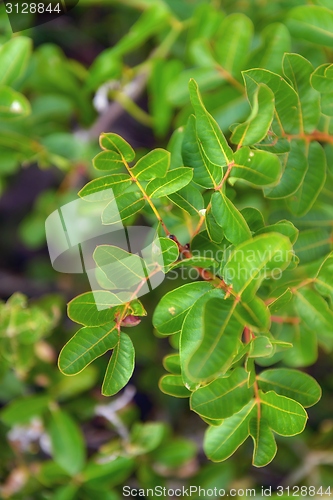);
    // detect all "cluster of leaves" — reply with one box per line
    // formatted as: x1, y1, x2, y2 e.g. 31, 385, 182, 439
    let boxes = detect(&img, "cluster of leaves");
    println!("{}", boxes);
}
2, 0, 333, 494
61, 62, 333, 467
